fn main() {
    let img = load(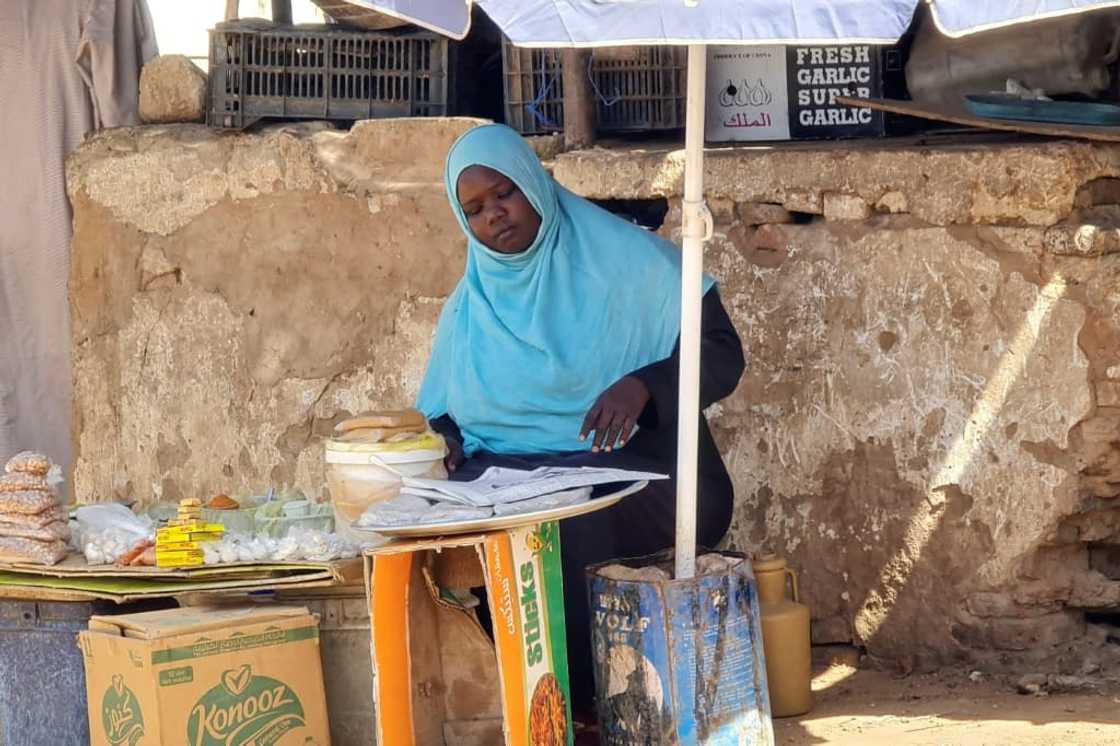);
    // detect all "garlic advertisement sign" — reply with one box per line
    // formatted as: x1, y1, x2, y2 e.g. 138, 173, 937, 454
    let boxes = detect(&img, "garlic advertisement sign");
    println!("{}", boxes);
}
706, 46, 791, 141
789, 45, 880, 135
706, 44, 886, 142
